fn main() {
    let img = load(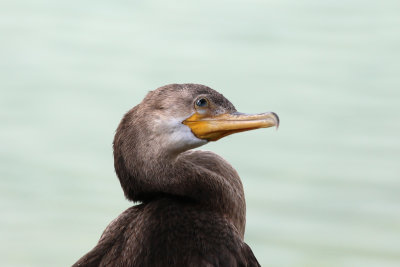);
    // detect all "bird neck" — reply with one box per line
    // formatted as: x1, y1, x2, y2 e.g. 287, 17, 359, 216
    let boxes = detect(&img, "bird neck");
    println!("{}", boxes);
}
114, 146, 246, 238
